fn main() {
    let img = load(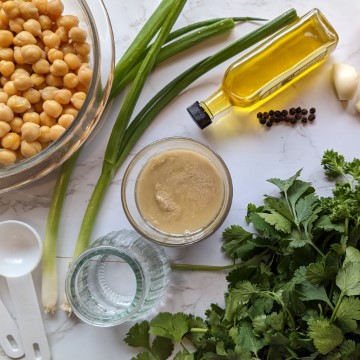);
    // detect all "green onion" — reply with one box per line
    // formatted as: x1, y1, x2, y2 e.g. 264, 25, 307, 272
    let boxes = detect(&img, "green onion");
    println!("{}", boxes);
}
74, 8, 298, 258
